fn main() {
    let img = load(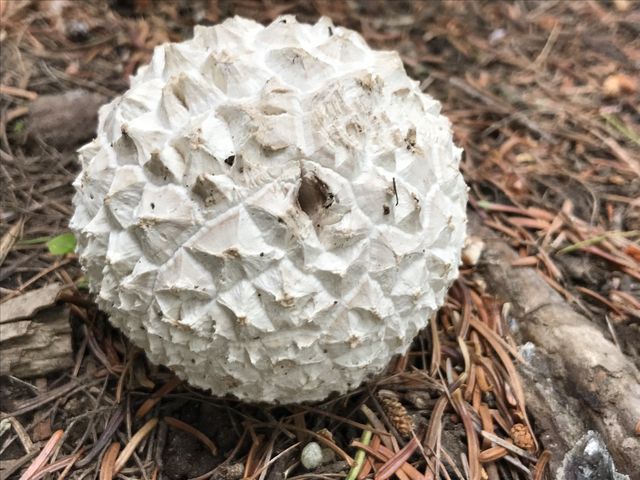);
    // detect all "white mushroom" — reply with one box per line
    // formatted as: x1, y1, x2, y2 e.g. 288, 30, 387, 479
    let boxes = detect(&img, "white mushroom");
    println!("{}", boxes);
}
71, 15, 467, 403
